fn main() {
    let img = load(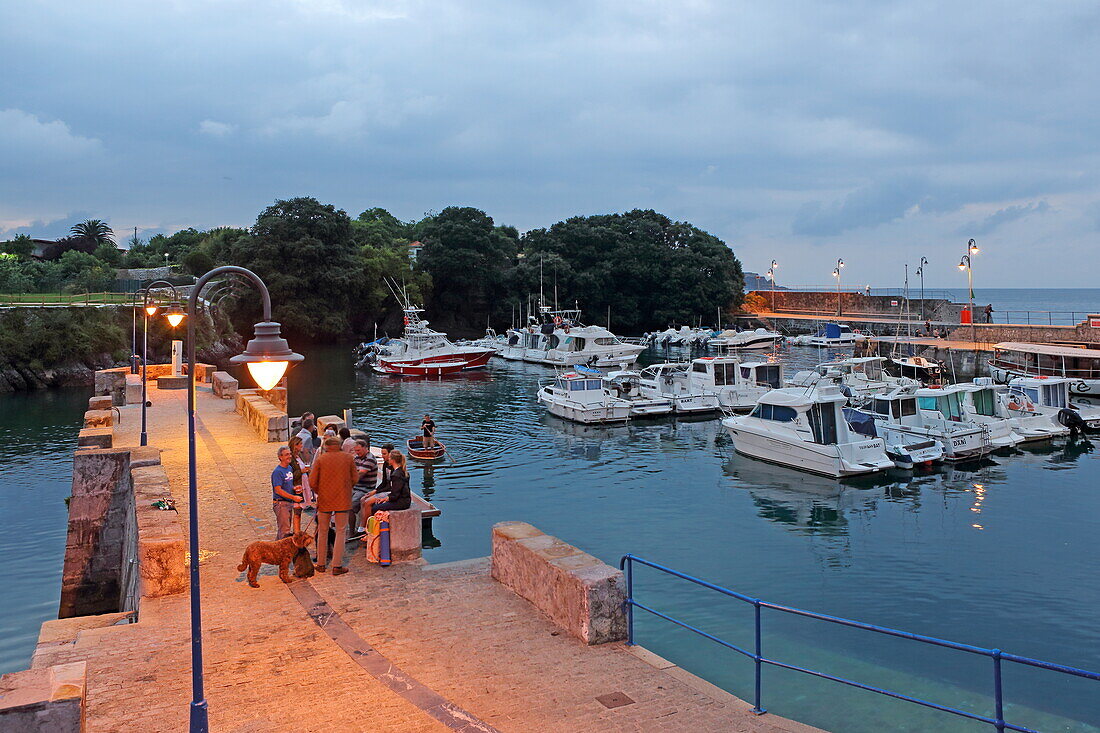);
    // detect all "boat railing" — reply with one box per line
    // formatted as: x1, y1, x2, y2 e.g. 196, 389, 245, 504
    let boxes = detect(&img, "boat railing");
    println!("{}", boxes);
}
620, 554, 1100, 732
